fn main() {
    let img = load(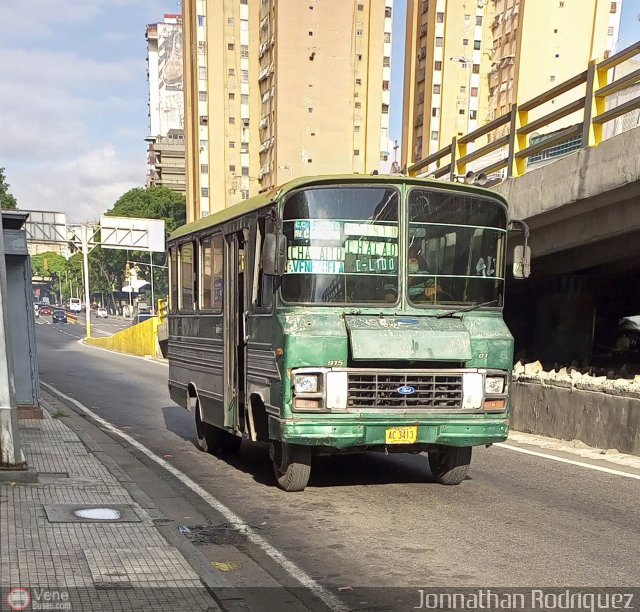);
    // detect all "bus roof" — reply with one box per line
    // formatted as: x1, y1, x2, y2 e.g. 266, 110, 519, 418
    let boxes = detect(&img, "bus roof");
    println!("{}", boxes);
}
168, 174, 507, 242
